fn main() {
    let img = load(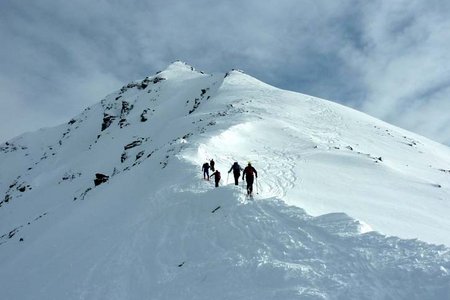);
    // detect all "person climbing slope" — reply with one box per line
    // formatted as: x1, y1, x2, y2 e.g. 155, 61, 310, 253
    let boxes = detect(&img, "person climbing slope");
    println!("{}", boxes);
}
202, 161, 210, 180
243, 162, 257, 195
228, 161, 243, 185
210, 159, 215, 172
210, 169, 221, 187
